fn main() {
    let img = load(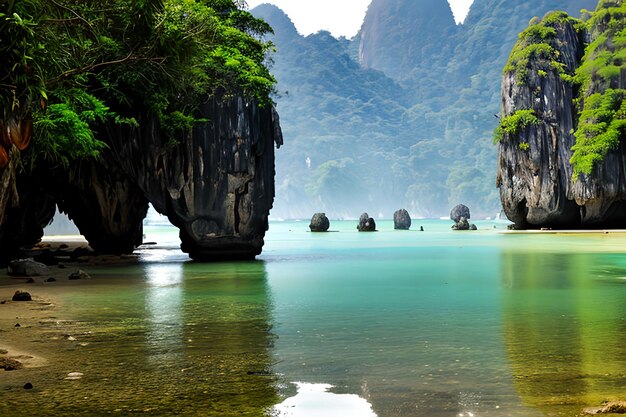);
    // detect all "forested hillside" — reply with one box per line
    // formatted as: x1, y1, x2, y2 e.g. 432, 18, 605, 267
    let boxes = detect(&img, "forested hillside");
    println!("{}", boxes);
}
253, 0, 597, 219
